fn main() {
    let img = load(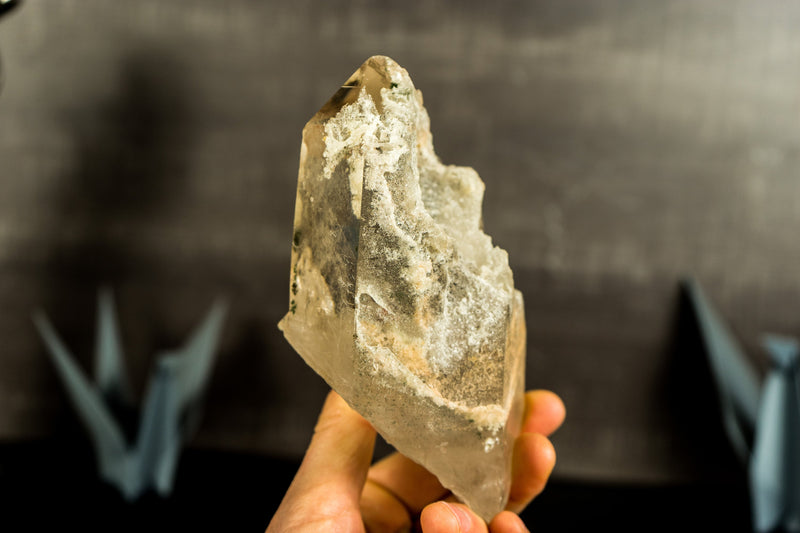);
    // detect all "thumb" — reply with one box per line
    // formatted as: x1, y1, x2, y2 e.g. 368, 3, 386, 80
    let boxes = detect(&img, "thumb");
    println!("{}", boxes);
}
268, 391, 377, 532
292, 390, 377, 498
